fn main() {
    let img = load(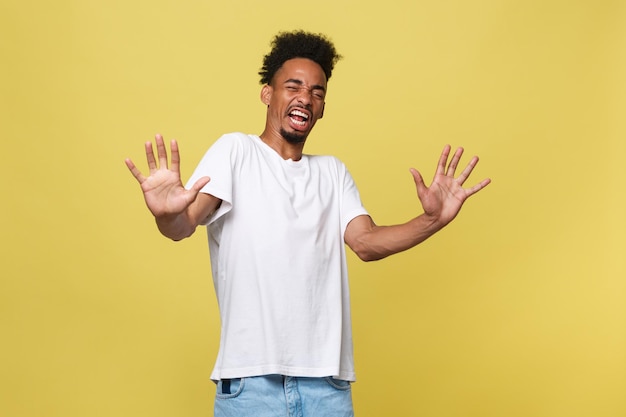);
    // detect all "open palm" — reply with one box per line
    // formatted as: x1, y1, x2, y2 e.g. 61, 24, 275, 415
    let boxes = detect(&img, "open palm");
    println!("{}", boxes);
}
125, 134, 209, 218
411, 145, 491, 226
